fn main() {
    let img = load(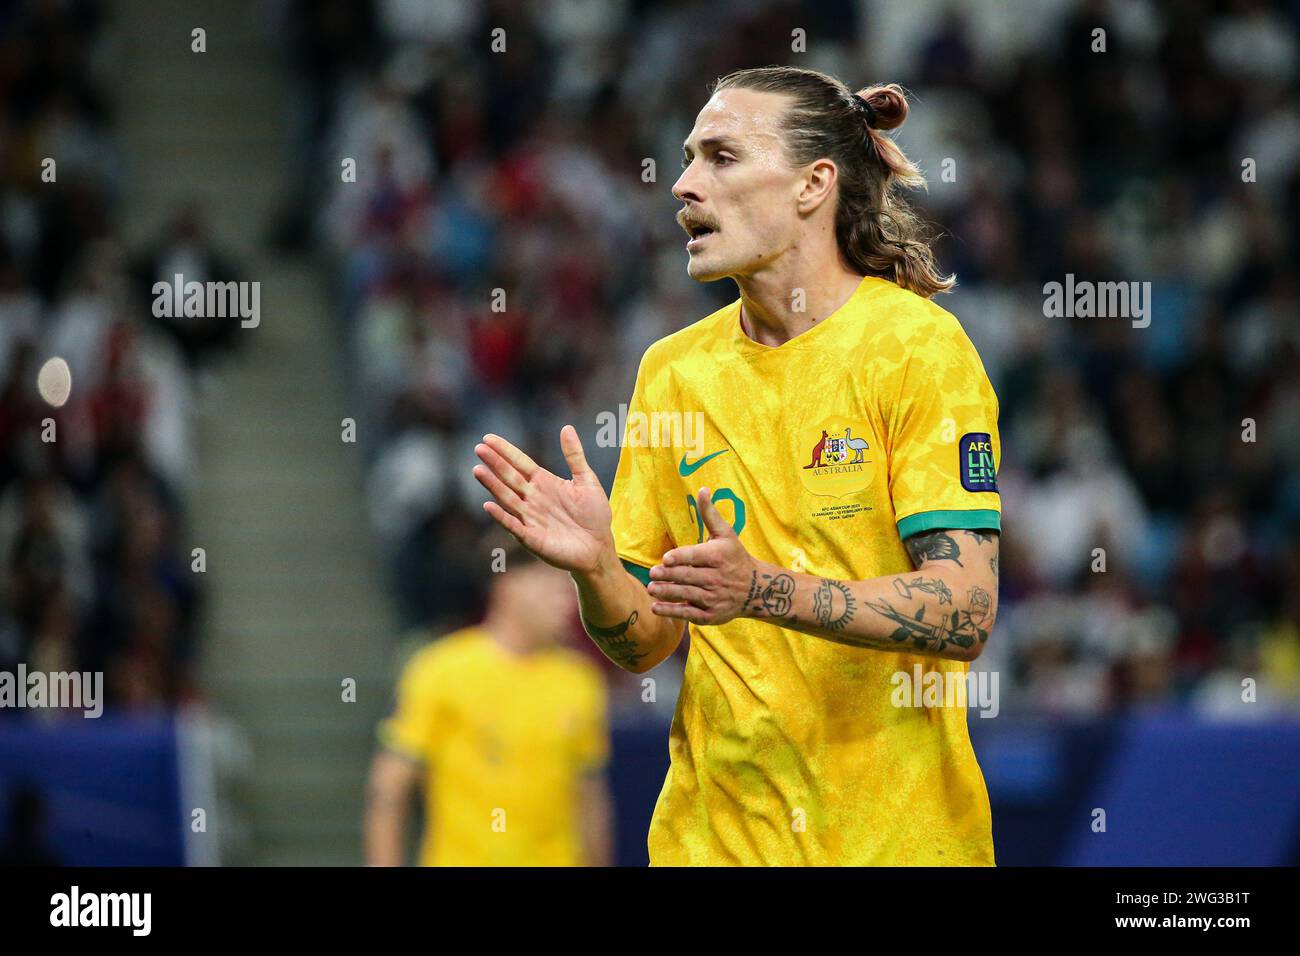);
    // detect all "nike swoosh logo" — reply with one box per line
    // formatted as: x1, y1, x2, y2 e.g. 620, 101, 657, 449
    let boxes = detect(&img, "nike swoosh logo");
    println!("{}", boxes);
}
679, 449, 730, 476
